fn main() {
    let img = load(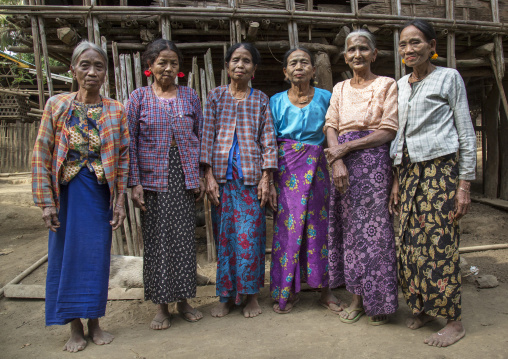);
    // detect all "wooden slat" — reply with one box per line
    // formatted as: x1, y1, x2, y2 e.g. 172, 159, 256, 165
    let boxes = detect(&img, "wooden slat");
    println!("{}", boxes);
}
125, 54, 135, 97
133, 52, 143, 89
112, 42, 123, 103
